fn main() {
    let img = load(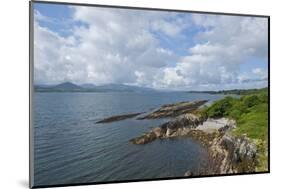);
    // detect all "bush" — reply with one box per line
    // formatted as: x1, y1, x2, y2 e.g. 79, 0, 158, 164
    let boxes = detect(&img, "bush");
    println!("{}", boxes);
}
228, 109, 242, 120
242, 95, 261, 108
202, 90, 268, 140
258, 93, 268, 103
205, 96, 235, 118
202, 91, 268, 141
